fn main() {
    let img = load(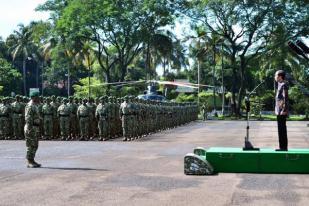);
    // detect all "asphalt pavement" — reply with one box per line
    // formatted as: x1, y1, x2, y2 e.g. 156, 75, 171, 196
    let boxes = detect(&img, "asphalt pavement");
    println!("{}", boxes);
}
0, 120, 309, 206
